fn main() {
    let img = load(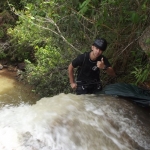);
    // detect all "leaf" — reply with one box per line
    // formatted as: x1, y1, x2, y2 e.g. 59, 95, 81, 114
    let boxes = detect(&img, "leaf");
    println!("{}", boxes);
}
145, 38, 150, 44
79, 0, 91, 14
131, 12, 140, 23
30, 16, 35, 20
